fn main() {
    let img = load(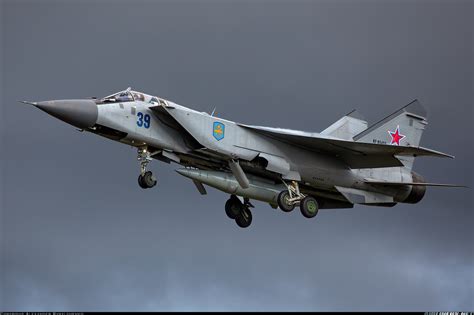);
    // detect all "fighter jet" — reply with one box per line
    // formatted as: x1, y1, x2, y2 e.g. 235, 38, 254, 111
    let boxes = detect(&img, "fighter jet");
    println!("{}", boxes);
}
22, 87, 464, 228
